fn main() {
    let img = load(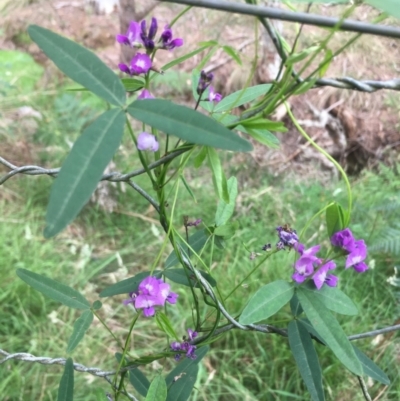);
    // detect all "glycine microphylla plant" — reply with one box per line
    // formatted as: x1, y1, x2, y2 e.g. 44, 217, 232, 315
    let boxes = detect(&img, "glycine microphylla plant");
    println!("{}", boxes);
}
4, 3, 398, 401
